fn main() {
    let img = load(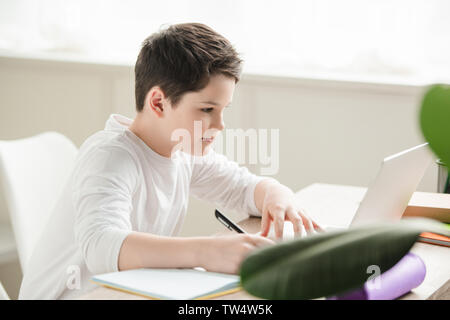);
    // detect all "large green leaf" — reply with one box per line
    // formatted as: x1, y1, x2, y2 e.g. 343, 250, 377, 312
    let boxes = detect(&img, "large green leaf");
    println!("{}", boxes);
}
420, 84, 450, 168
239, 218, 450, 300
